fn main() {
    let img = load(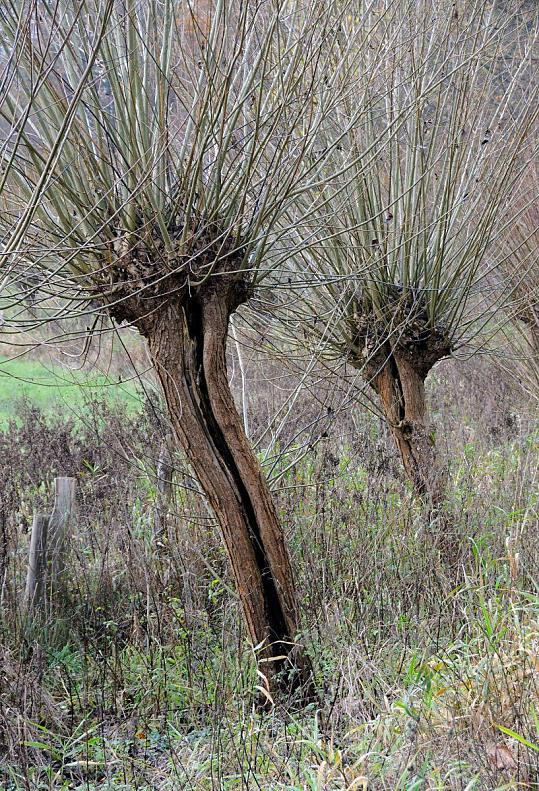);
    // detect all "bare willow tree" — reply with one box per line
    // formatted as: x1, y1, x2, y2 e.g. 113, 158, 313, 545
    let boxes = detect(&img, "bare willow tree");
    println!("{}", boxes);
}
273, 0, 539, 507
0, 0, 384, 694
